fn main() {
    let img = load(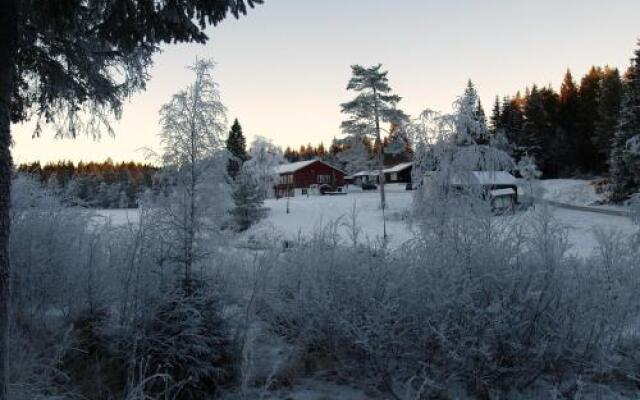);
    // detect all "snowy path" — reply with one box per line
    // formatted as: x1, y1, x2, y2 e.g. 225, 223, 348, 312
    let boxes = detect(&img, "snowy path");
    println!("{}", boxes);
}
547, 205, 636, 257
